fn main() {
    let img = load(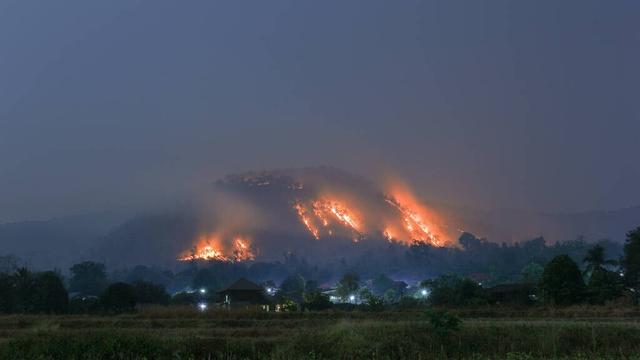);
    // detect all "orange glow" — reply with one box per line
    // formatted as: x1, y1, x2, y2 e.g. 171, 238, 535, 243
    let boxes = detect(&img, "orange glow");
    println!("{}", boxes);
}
383, 180, 451, 247
232, 237, 255, 261
178, 234, 255, 262
294, 197, 363, 241
178, 235, 228, 261
294, 202, 320, 239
